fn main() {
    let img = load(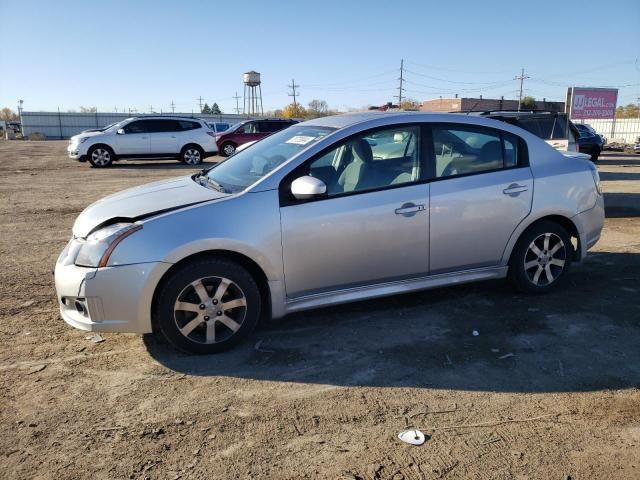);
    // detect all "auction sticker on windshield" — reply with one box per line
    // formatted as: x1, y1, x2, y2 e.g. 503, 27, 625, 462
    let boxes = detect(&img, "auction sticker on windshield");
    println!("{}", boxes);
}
285, 135, 316, 145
